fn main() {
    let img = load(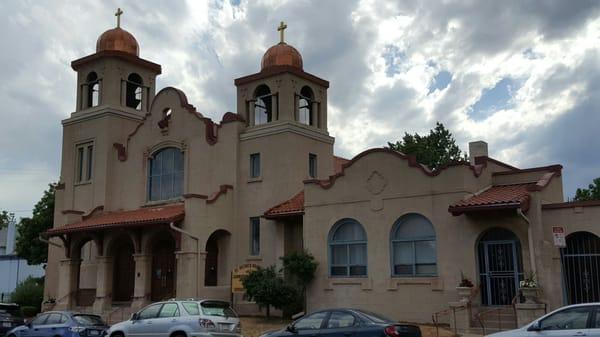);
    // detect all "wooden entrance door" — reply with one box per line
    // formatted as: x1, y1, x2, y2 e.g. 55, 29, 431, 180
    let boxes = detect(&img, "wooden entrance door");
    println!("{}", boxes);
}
151, 240, 176, 301
205, 237, 218, 286
113, 241, 135, 302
